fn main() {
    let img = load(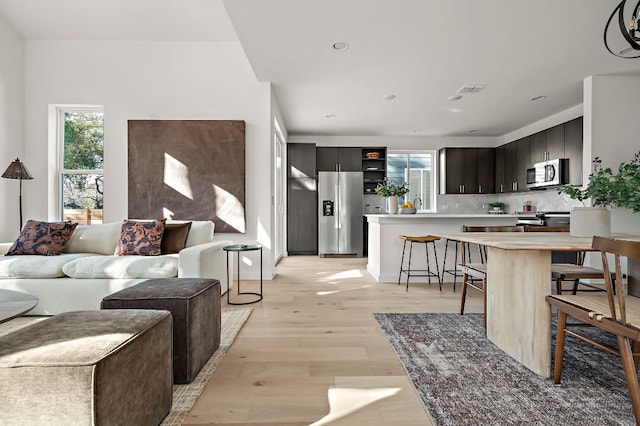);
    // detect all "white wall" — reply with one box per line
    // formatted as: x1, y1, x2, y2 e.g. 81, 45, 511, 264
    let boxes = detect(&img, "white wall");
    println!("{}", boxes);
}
584, 75, 640, 233
0, 15, 25, 241
20, 40, 273, 278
